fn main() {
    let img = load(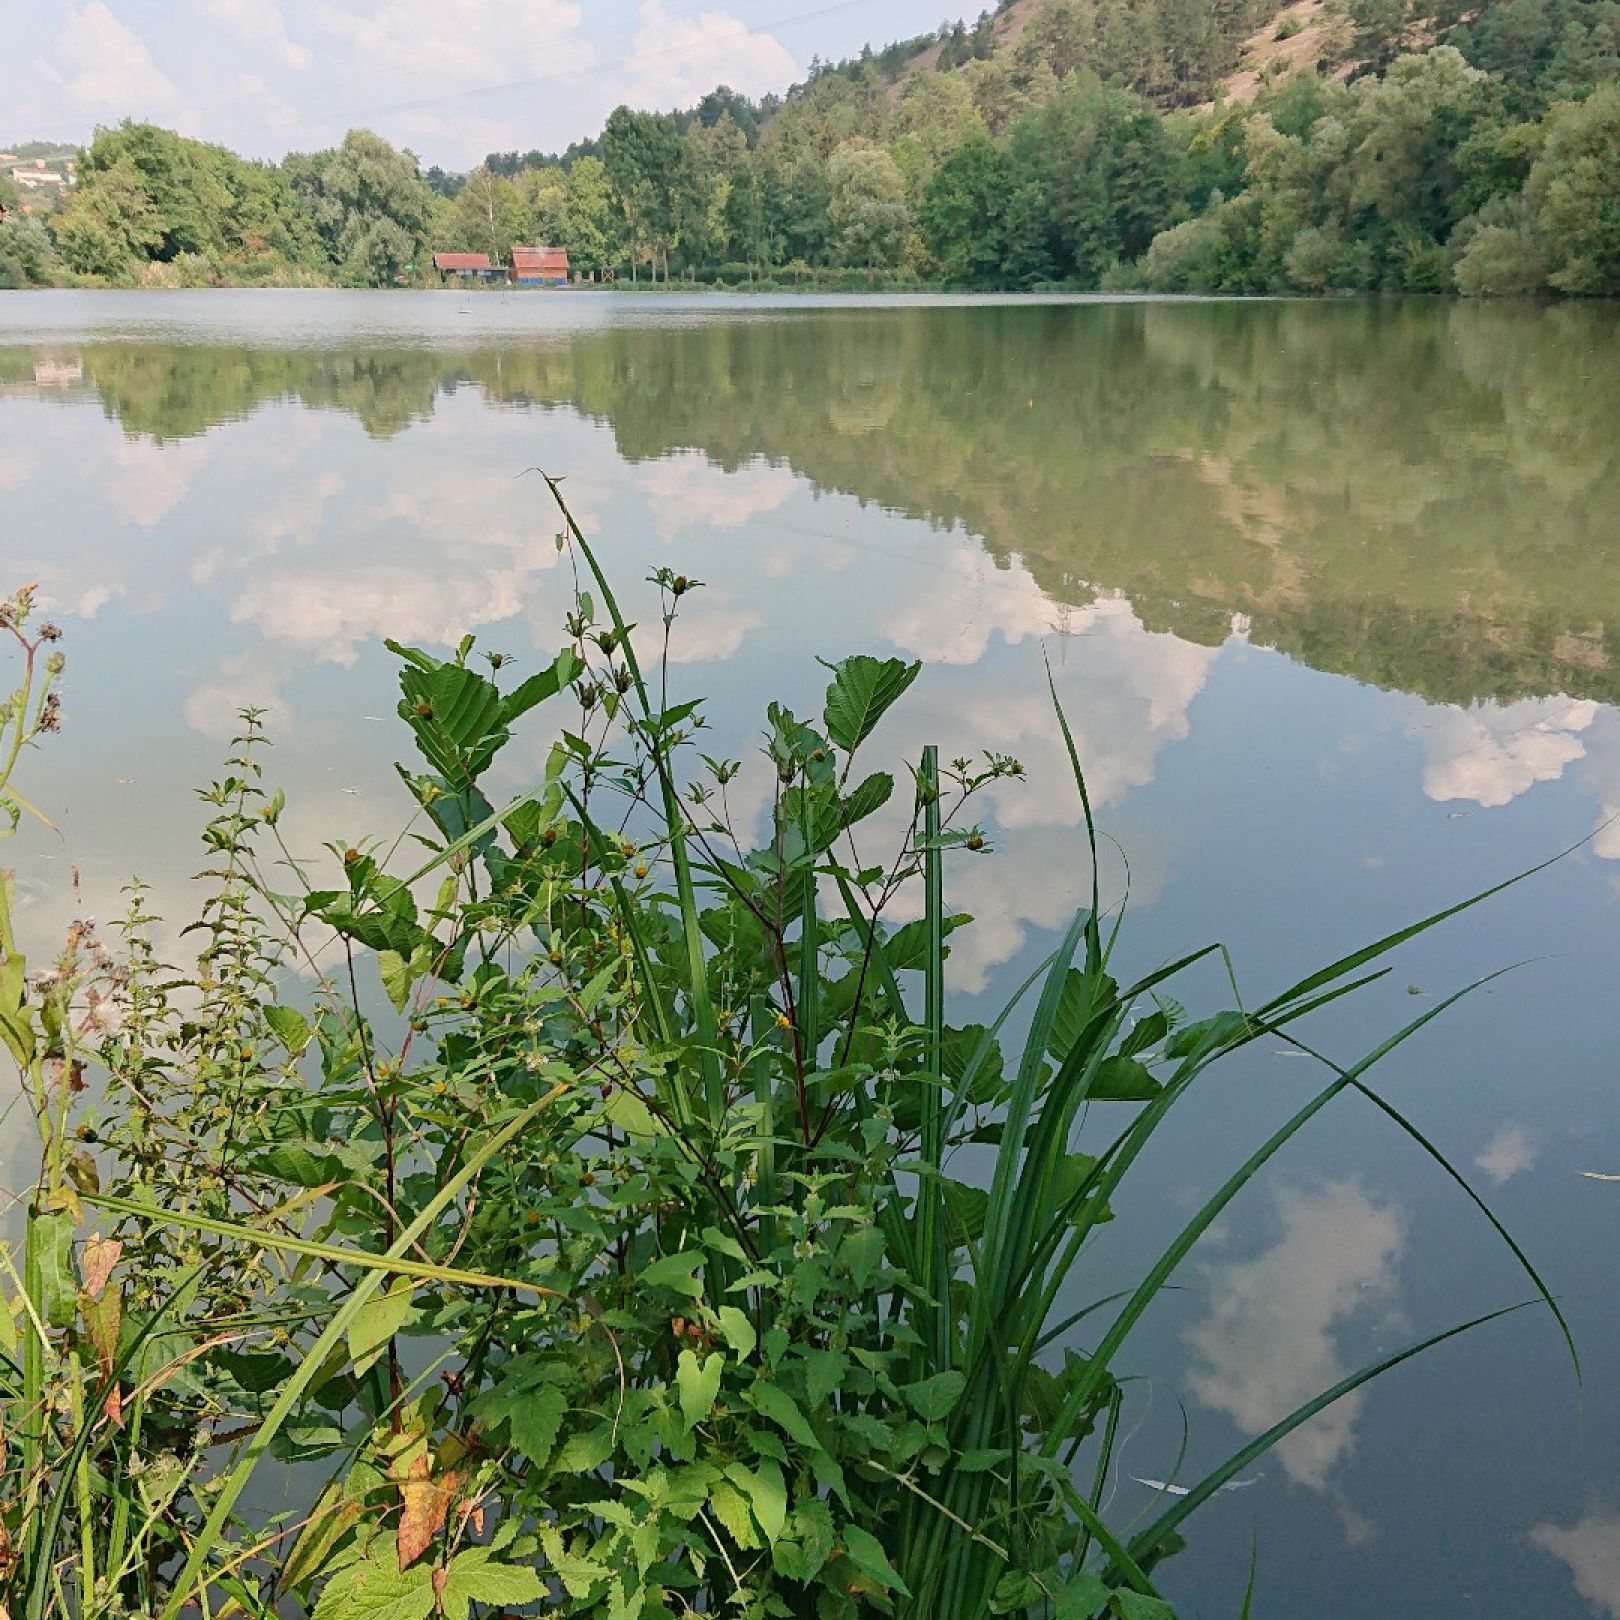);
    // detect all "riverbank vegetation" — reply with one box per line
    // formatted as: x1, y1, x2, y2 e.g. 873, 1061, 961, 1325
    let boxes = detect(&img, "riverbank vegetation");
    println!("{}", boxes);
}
2, 0, 1617, 296
0, 481, 1570, 1616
